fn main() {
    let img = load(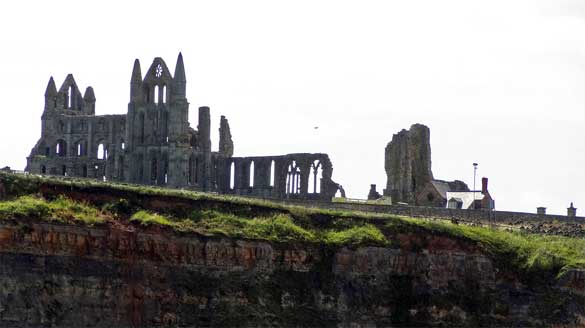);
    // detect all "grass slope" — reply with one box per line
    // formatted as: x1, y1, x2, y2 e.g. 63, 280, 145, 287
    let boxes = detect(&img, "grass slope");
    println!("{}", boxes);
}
1, 172, 584, 278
